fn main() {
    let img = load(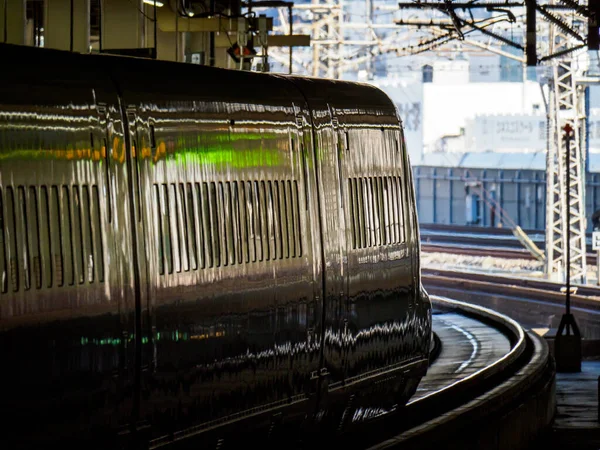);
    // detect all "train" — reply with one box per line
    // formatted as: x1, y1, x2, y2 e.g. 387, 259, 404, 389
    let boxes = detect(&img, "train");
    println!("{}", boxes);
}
0, 43, 432, 449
